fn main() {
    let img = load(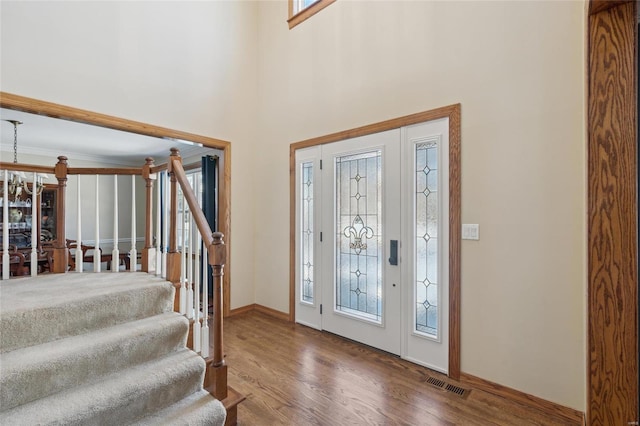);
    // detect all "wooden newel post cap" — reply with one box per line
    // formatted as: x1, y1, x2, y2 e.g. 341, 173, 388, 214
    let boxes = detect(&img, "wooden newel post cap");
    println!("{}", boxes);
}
55, 156, 68, 180
170, 147, 180, 157
145, 157, 154, 165
209, 232, 226, 267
